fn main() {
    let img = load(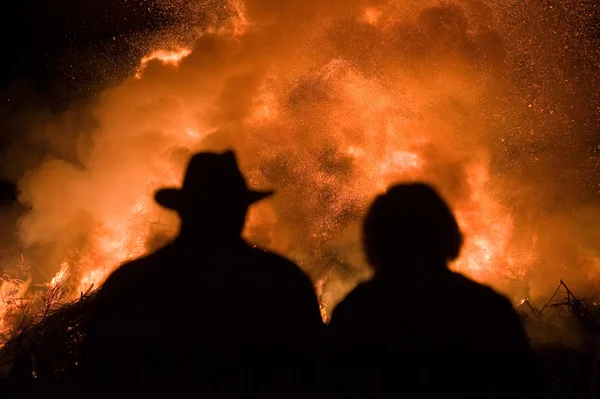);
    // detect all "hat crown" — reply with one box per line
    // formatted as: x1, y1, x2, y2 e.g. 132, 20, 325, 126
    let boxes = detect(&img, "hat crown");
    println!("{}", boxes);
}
154, 150, 273, 210
181, 151, 248, 195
